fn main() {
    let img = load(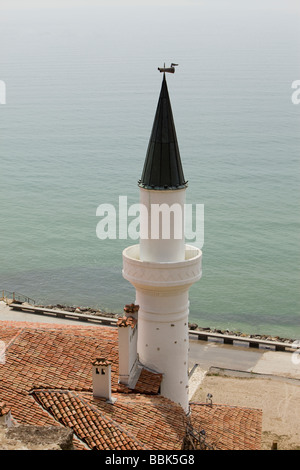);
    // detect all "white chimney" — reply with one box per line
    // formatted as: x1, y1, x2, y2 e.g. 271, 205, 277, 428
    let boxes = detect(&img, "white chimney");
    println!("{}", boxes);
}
91, 358, 115, 403
117, 304, 139, 386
